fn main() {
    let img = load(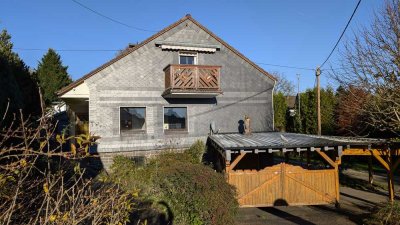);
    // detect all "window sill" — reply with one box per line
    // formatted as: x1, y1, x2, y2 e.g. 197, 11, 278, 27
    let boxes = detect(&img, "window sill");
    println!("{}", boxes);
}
120, 130, 147, 136
164, 130, 189, 135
